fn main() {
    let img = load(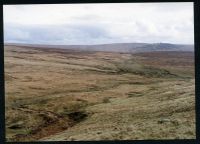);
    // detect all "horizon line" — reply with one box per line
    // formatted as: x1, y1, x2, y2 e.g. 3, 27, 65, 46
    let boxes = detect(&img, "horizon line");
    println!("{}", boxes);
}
4, 42, 194, 46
